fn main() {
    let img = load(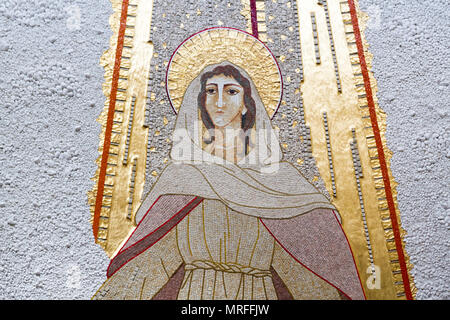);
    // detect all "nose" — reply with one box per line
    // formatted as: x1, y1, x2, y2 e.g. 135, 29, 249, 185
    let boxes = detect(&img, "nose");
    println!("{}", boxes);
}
217, 86, 224, 109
